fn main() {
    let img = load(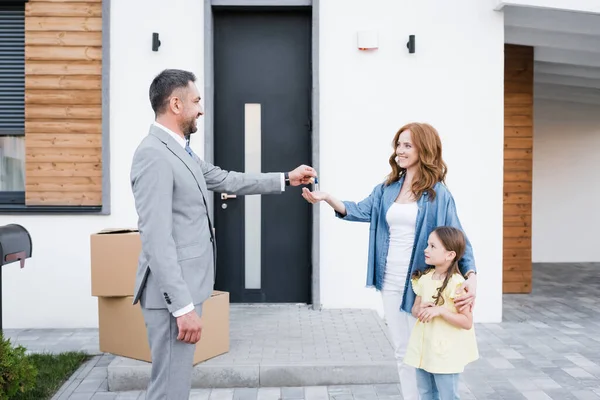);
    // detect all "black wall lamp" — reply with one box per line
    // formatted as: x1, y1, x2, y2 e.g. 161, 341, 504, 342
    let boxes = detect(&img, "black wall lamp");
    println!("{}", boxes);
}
406, 34, 415, 54
152, 32, 161, 52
